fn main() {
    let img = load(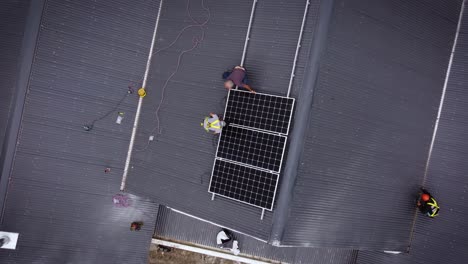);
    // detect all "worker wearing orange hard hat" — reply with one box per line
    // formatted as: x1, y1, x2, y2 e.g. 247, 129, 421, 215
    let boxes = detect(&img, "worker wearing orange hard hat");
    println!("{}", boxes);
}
417, 188, 439, 217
